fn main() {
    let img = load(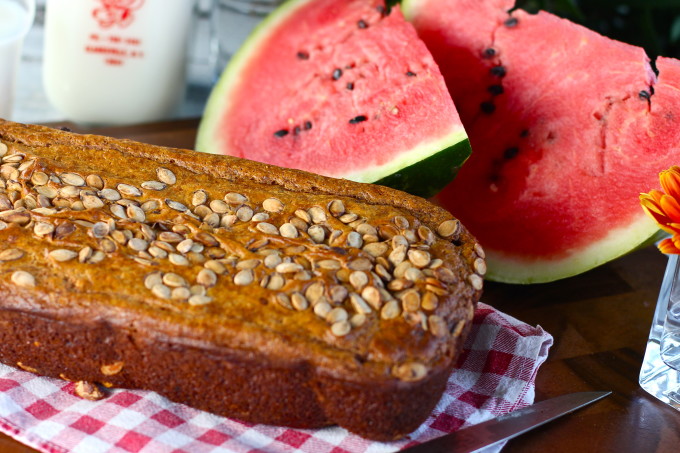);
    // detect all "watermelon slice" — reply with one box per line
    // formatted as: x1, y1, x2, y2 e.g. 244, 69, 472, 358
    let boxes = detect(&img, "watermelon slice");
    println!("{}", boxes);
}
196, 0, 470, 198
403, 0, 679, 283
